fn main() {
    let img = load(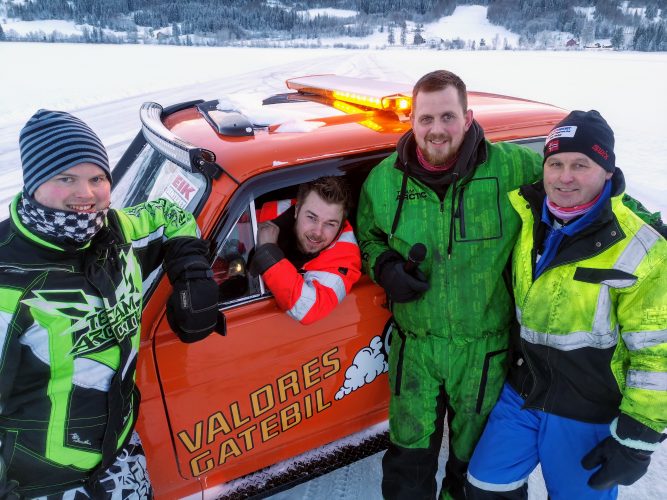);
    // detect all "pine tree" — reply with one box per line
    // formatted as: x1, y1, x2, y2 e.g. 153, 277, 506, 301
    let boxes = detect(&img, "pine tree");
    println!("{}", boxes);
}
648, 22, 665, 51
633, 25, 649, 50
0, 24, 5, 42
611, 27, 624, 49
388, 26, 395, 45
